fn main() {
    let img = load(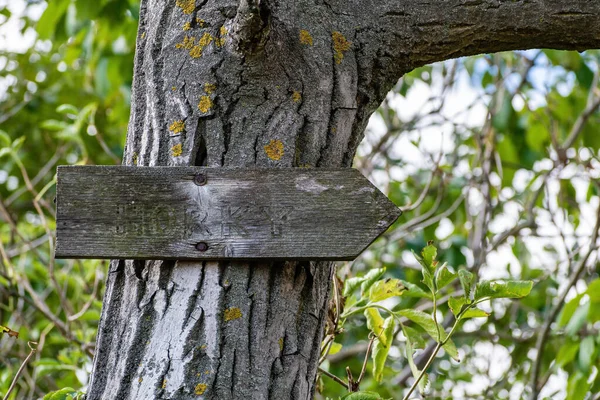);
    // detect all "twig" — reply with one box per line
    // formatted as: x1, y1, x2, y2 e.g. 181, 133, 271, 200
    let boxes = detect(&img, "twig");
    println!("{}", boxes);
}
318, 367, 348, 389
3, 341, 38, 400
402, 342, 442, 400
561, 70, 600, 151
529, 197, 600, 400
357, 335, 376, 385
